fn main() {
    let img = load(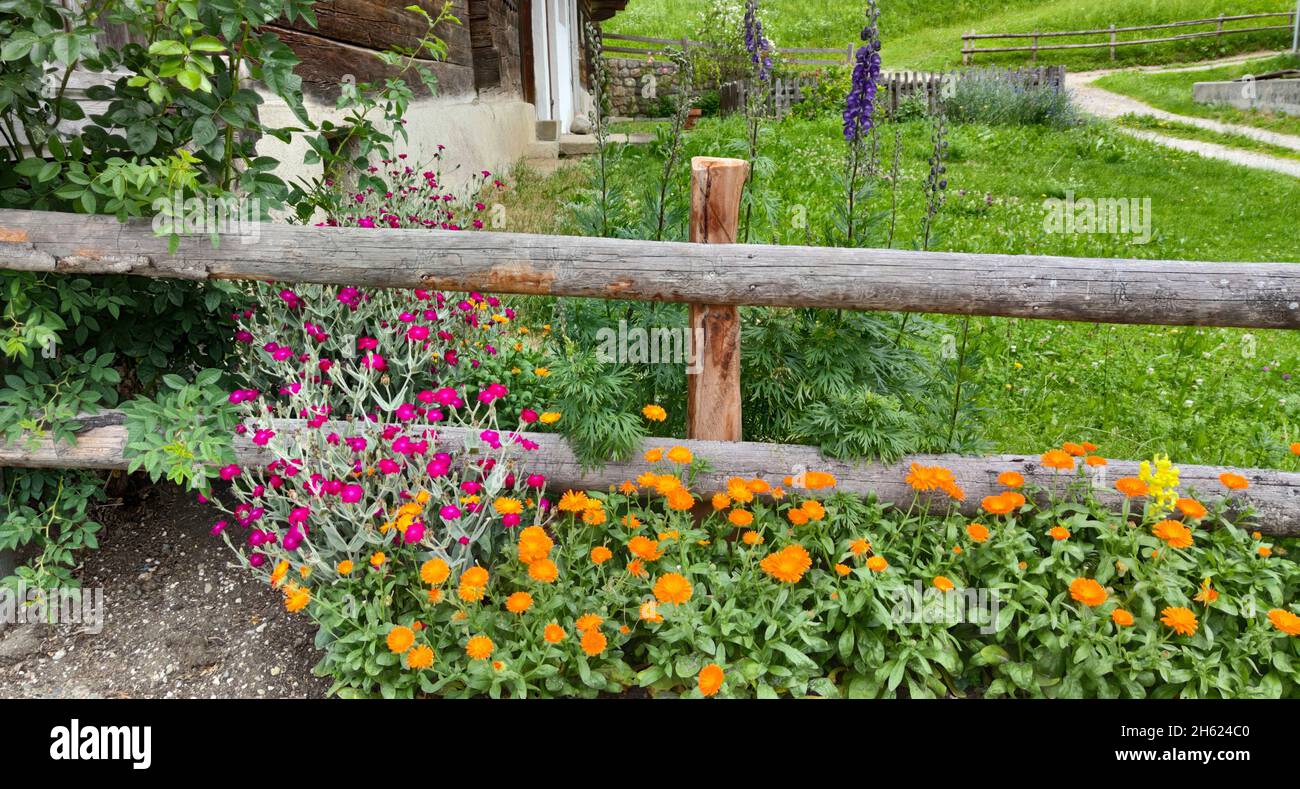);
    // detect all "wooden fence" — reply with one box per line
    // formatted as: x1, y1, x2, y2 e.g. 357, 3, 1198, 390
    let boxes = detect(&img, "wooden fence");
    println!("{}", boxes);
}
602, 32, 855, 68
962, 11, 1298, 64
720, 66, 1068, 118
1, 202, 1299, 532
